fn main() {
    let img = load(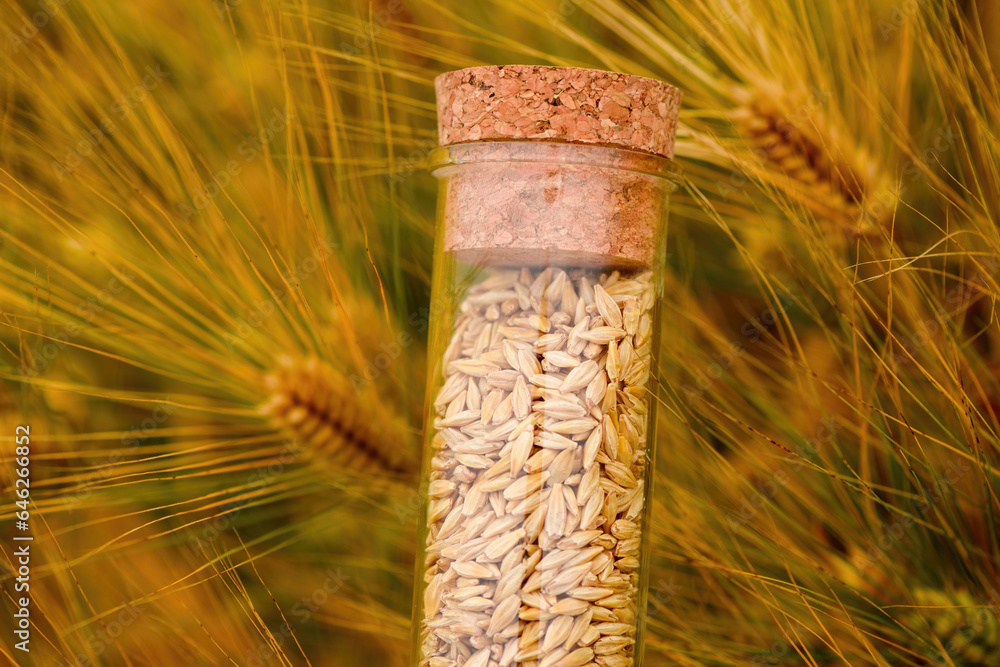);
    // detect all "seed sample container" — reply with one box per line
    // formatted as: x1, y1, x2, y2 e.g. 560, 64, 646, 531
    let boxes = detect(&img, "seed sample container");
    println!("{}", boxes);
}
414, 65, 681, 667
